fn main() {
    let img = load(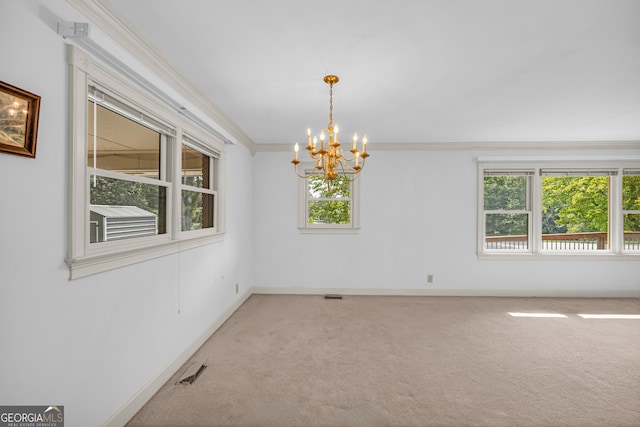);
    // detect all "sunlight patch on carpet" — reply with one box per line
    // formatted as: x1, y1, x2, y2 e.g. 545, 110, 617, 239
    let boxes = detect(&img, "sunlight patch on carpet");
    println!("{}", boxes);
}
578, 314, 640, 319
508, 312, 568, 318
